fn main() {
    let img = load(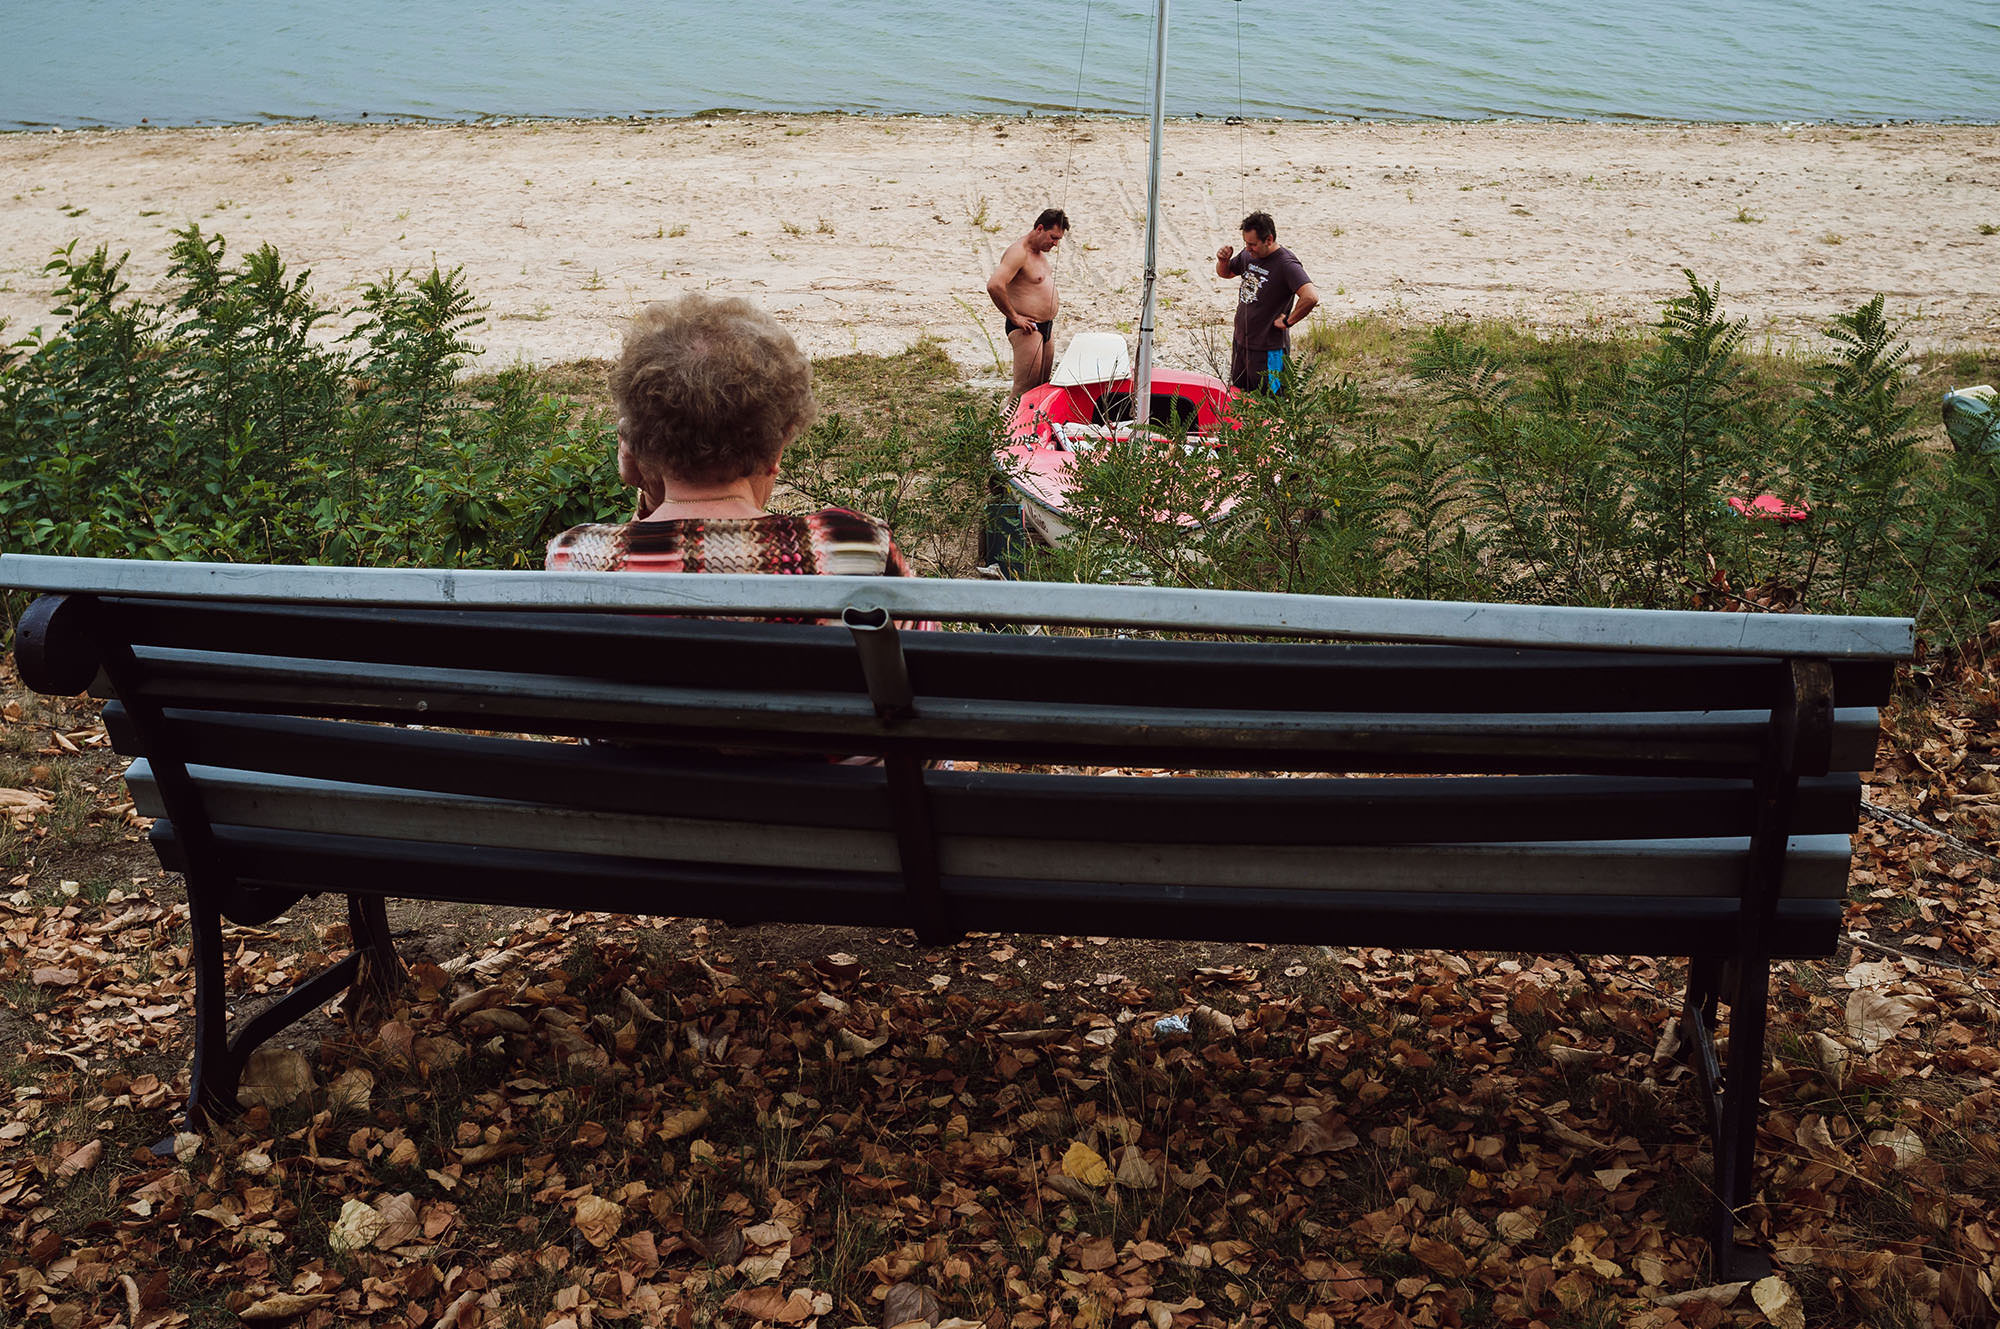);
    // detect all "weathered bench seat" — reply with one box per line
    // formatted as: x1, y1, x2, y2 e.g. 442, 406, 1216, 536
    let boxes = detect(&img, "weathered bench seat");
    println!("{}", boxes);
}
0, 553, 1912, 1275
